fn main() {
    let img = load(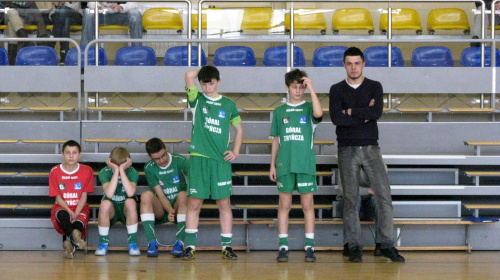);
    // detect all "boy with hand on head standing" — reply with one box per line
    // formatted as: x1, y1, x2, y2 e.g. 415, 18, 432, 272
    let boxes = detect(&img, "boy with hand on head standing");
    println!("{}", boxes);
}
49, 140, 94, 259
95, 147, 140, 256
140, 137, 189, 257
269, 69, 323, 262
182, 66, 244, 260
